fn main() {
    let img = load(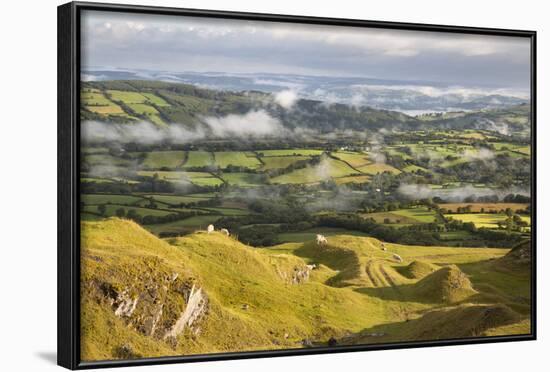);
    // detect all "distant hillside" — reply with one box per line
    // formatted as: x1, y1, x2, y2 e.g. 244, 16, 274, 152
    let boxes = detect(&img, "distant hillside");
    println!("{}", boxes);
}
82, 69, 528, 112
81, 219, 530, 361
81, 80, 530, 135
